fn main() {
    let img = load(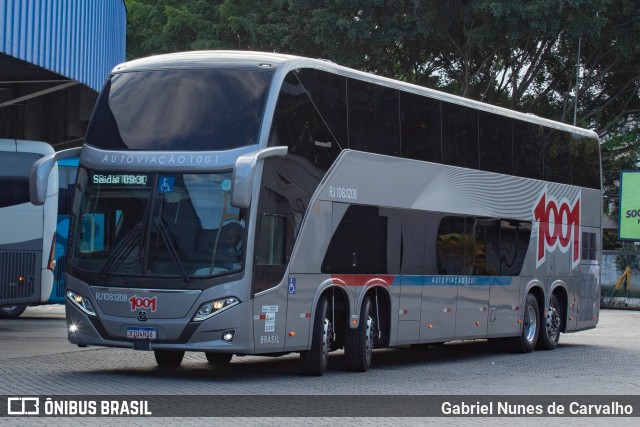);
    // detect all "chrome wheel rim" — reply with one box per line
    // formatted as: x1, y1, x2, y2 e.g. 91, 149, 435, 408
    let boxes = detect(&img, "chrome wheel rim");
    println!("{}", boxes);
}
524, 305, 537, 343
